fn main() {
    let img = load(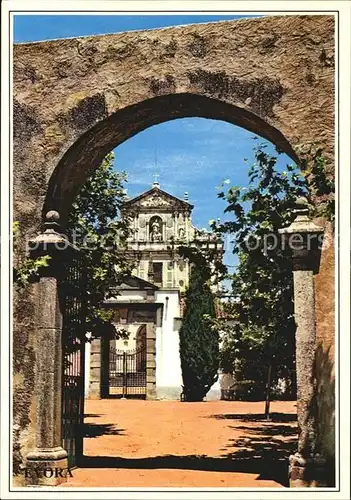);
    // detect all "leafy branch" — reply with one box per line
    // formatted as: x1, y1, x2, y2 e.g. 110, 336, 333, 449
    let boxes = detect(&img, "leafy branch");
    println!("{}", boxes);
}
13, 221, 51, 288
